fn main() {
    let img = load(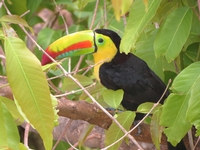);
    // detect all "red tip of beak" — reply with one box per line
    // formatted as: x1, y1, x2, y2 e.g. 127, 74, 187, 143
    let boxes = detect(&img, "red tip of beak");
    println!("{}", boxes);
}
41, 54, 51, 66
41, 48, 57, 66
